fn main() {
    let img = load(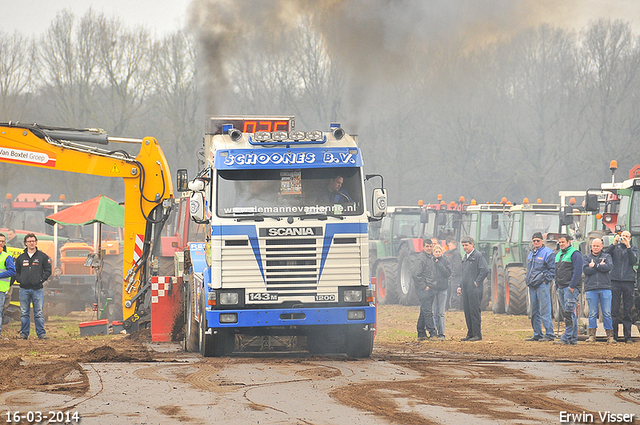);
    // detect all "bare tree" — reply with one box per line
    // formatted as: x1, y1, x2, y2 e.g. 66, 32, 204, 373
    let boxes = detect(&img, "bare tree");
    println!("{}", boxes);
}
0, 31, 36, 119
94, 17, 154, 135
